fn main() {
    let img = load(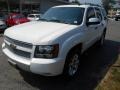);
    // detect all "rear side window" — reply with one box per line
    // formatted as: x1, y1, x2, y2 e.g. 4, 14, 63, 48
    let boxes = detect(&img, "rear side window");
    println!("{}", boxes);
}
28, 15, 35, 18
101, 8, 107, 20
95, 7, 102, 21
